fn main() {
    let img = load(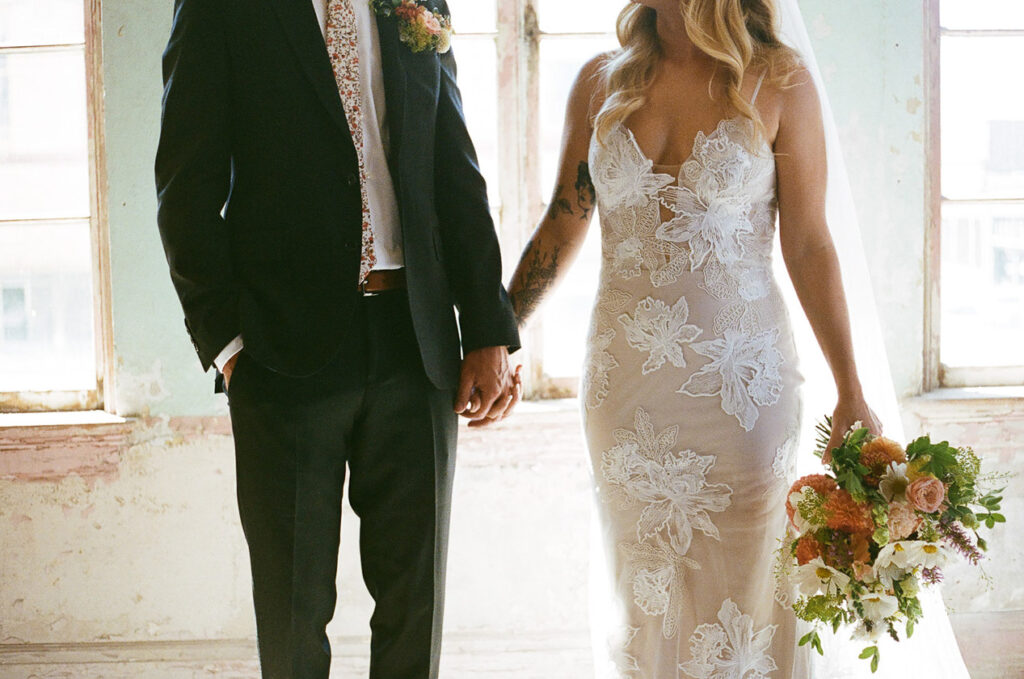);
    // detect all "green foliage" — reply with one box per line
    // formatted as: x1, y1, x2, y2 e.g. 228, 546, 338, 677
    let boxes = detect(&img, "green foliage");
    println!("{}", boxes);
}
859, 646, 881, 673
814, 416, 834, 458
799, 630, 824, 656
